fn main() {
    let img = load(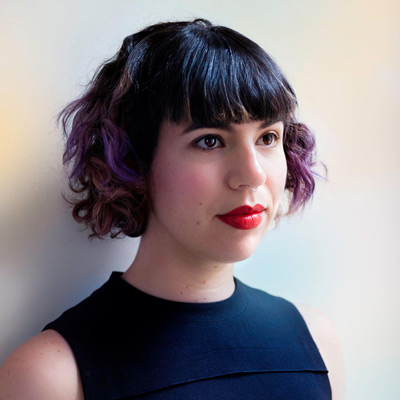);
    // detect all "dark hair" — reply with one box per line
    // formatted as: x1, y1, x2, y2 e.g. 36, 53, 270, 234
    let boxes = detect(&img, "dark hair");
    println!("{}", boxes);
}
60, 19, 324, 239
